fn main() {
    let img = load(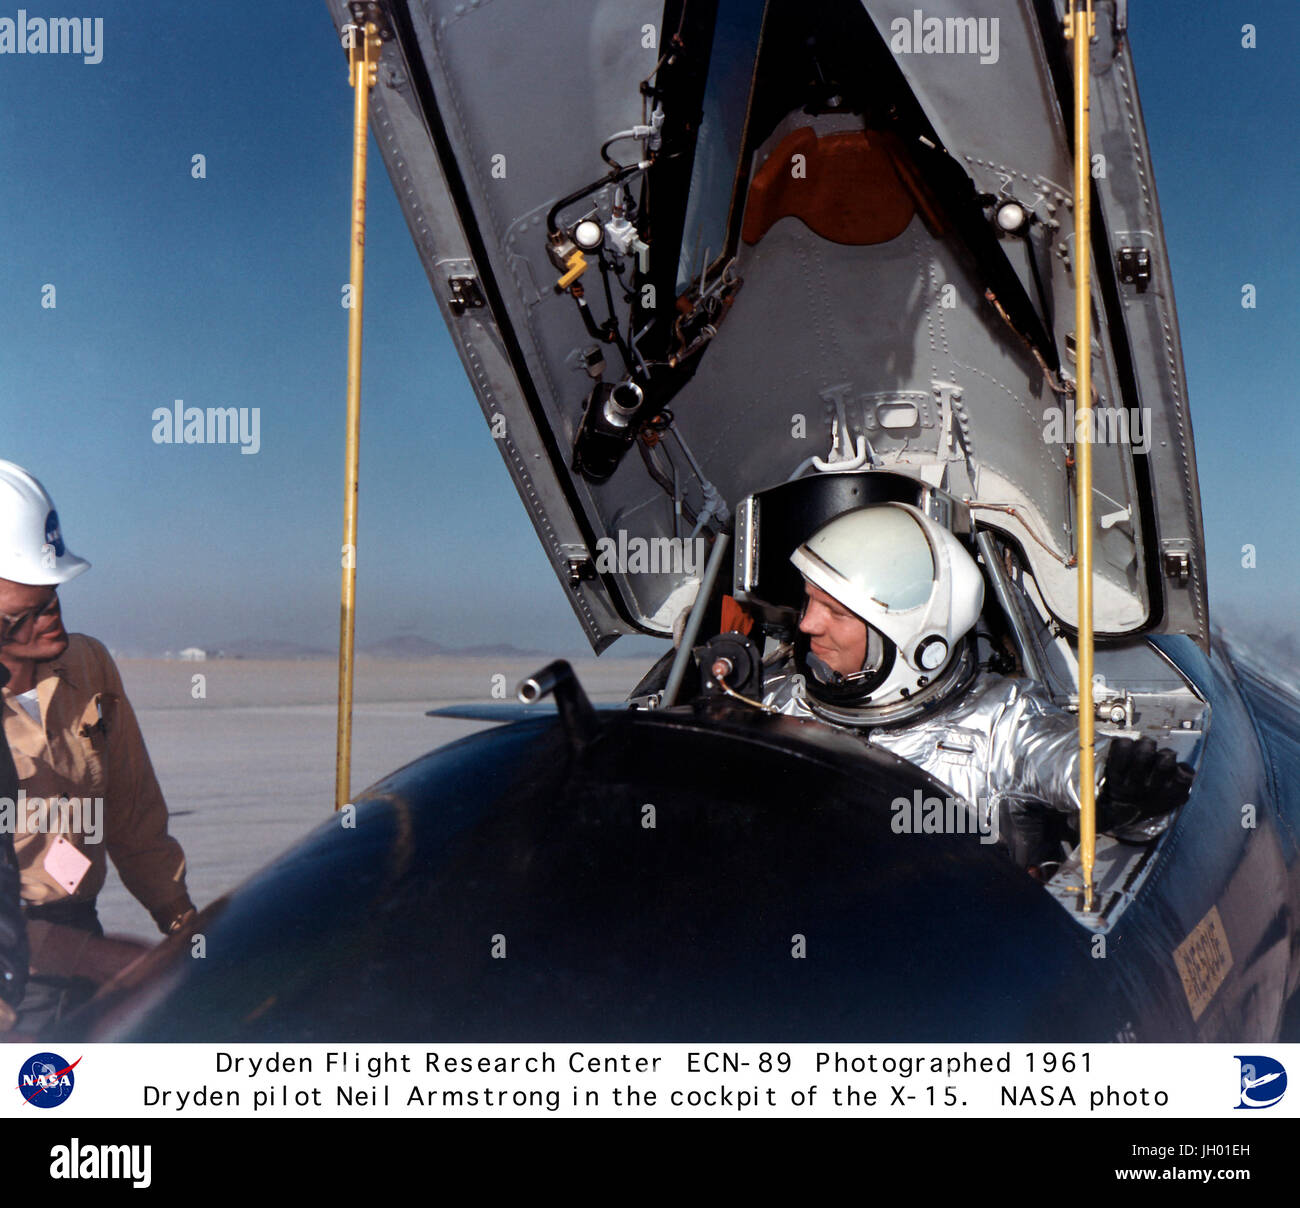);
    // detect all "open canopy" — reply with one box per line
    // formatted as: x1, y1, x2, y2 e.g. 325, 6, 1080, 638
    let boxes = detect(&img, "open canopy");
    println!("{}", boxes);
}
326, 0, 1206, 650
